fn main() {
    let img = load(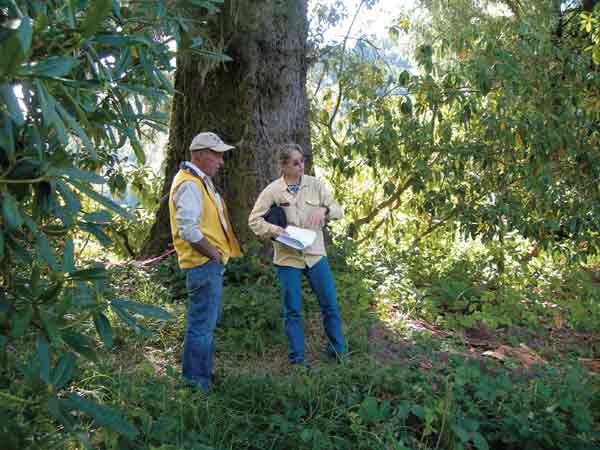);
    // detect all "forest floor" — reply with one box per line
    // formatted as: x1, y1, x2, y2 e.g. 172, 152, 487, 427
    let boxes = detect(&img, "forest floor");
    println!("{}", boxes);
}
45, 251, 598, 450
117, 297, 600, 386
